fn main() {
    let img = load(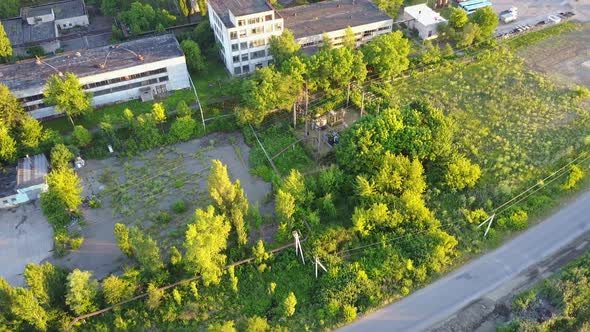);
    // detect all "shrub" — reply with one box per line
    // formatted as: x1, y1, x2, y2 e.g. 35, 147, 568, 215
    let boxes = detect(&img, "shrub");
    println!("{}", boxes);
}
176, 100, 193, 117
562, 165, 584, 190
499, 210, 528, 231
513, 289, 537, 311
445, 156, 481, 190
571, 85, 589, 100
172, 200, 187, 214
169, 115, 197, 142
342, 304, 357, 323
50, 143, 74, 169
156, 211, 172, 224
72, 125, 92, 148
